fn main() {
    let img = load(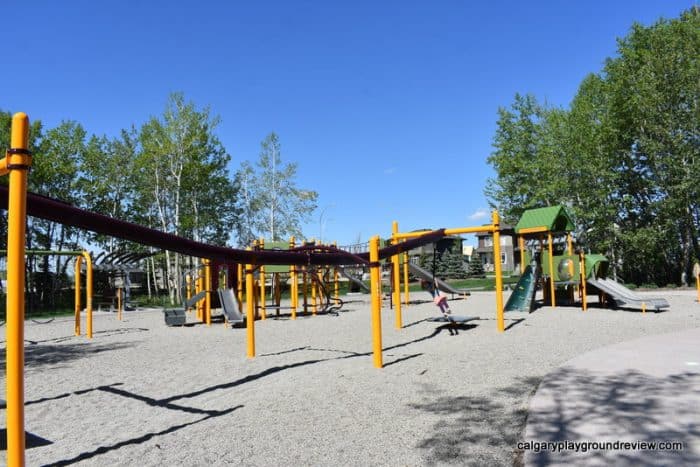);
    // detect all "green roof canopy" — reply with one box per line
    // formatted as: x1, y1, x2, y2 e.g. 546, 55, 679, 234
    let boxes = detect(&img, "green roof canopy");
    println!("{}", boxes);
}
514, 206, 575, 234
